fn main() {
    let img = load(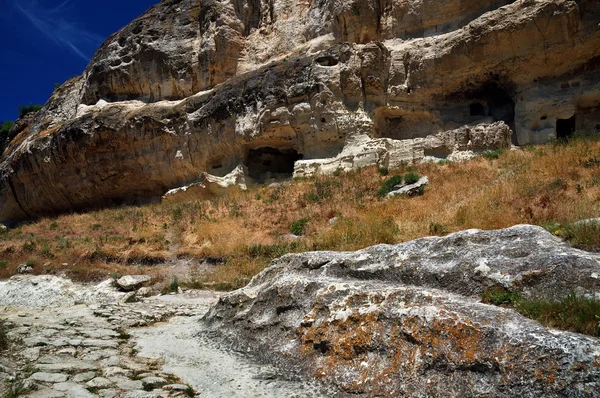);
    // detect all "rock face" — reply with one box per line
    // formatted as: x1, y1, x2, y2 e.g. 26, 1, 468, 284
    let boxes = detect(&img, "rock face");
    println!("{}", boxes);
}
1, 0, 599, 223
203, 225, 600, 397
